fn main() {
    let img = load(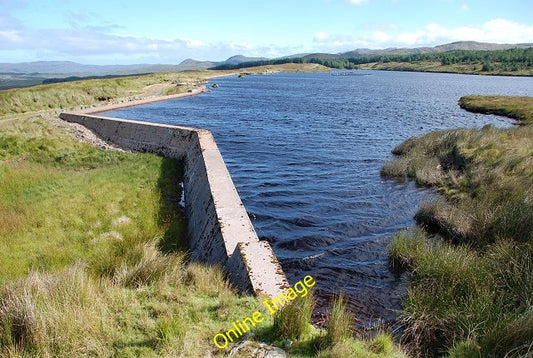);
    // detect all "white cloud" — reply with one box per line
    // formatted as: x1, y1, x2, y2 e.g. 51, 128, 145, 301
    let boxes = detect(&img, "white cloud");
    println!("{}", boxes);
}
314, 32, 331, 42
0, 23, 249, 63
372, 31, 391, 43
313, 19, 533, 52
0, 13, 27, 49
345, 0, 368, 4
0, 8, 311, 64
1, 13, 532, 64
0, 30, 23, 44
396, 19, 533, 46
184, 39, 206, 49
458, 3, 469, 12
